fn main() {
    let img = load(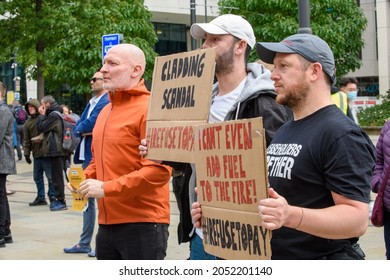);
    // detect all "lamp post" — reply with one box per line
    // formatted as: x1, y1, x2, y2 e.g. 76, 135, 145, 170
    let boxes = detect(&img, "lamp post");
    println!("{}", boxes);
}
298, 0, 312, 34
190, 0, 197, 50
11, 61, 20, 100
